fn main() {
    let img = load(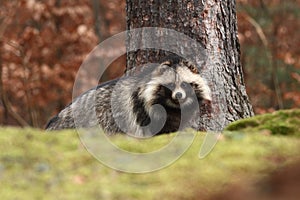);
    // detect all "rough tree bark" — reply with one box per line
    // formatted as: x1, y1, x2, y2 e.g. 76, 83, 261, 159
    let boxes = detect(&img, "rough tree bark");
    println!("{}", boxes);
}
126, 0, 254, 131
